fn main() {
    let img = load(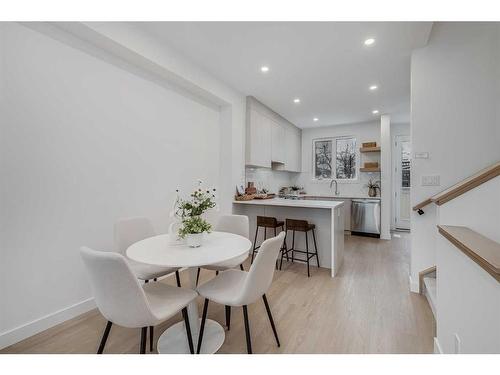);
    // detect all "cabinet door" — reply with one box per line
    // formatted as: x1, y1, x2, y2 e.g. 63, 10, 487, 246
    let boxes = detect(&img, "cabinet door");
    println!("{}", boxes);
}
271, 120, 286, 163
247, 109, 271, 167
284, 127, 302, 172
